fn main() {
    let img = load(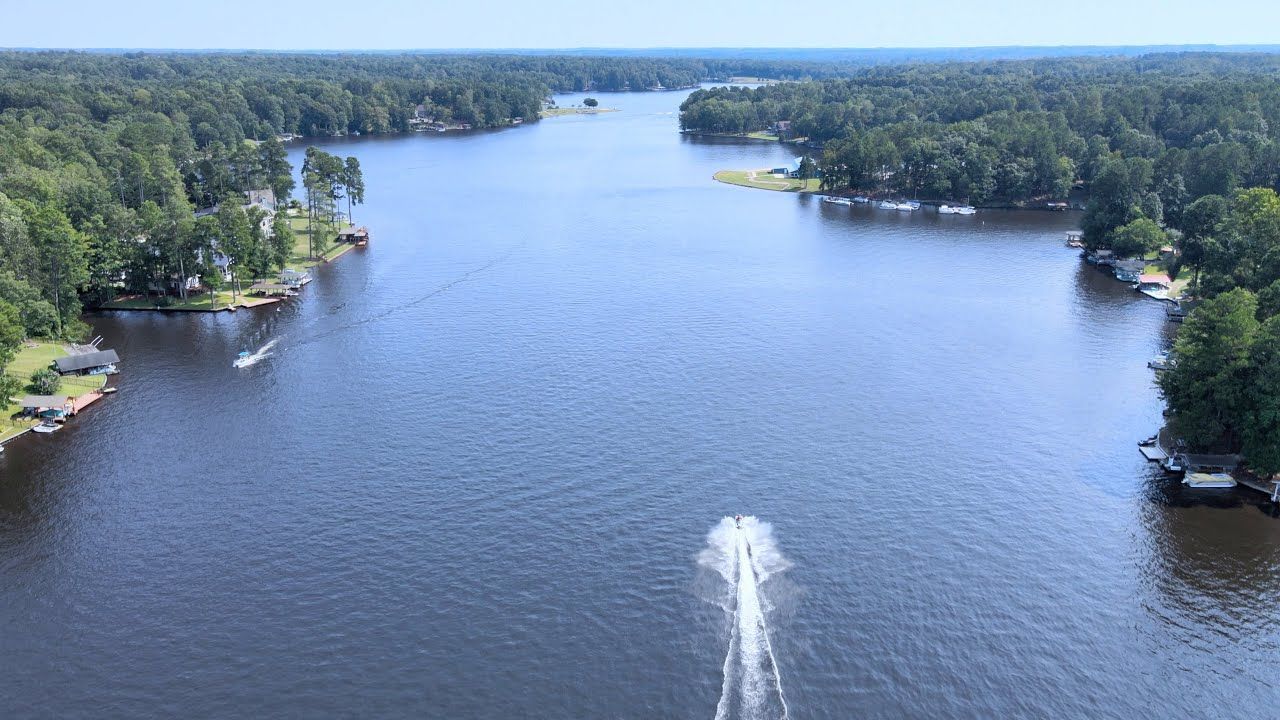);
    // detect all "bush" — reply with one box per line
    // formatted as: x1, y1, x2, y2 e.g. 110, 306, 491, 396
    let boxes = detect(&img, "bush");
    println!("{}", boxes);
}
29, 368, 60, 395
